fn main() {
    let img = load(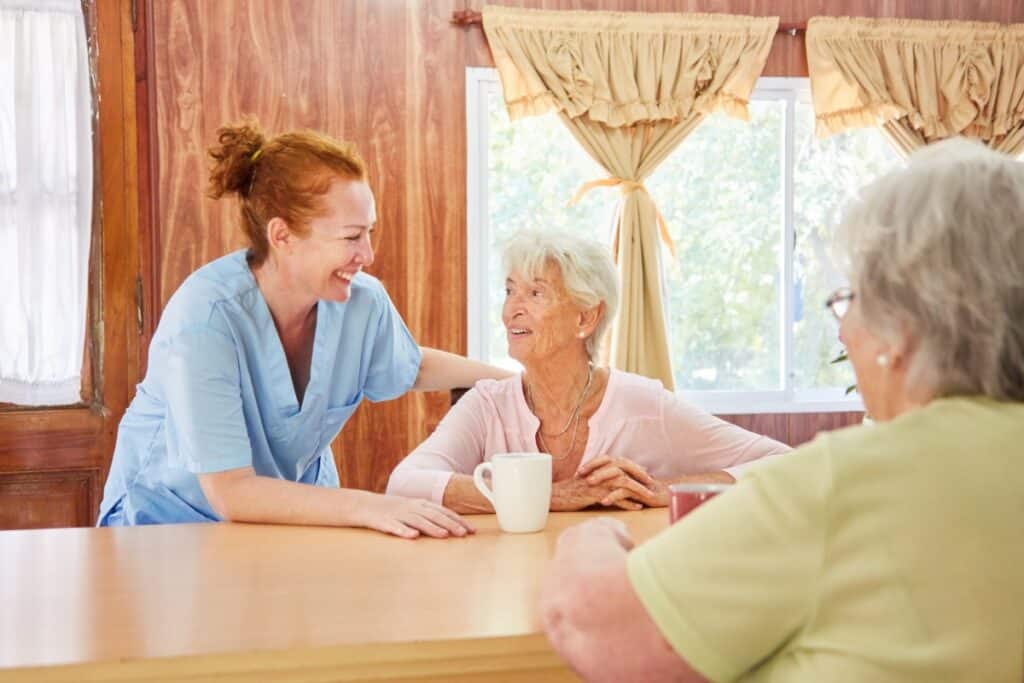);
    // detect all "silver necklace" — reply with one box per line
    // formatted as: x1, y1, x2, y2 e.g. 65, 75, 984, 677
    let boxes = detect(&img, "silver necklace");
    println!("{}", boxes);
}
536, 414, 582, 461
526, 364, 593, 459
525, 363, 593, 436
